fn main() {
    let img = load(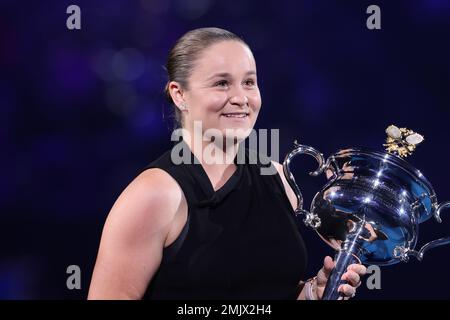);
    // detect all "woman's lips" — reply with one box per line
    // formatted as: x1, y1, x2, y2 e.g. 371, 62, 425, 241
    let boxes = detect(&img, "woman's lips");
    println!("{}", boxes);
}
221, 112, 249, 118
